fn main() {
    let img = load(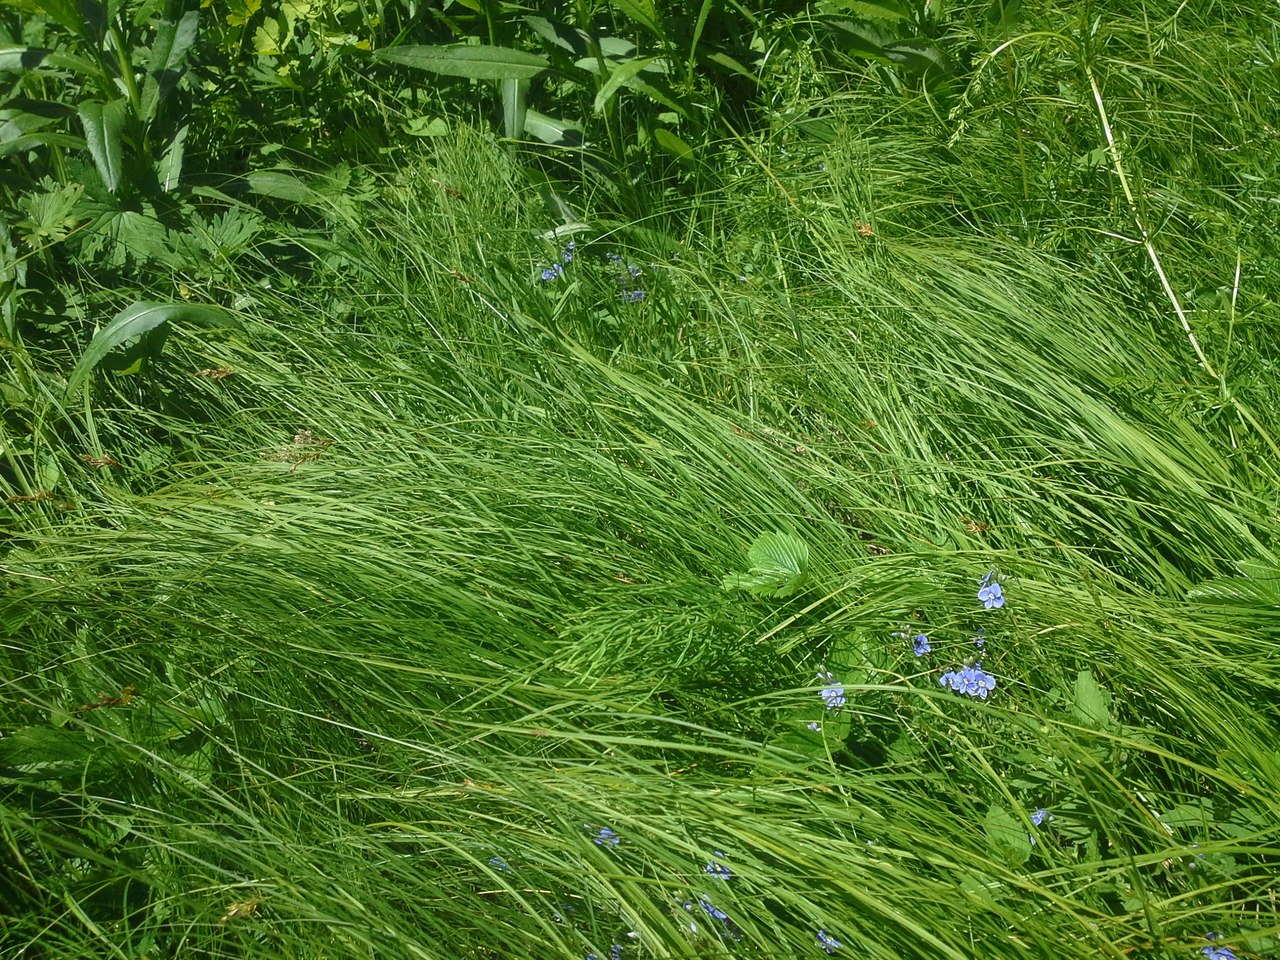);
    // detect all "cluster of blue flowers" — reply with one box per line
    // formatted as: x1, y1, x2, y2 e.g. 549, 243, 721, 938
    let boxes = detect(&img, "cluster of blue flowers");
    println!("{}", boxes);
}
592, 825, 621, 846
704, 852, 732, 879
540, 240, 575, 281
817, 929, 843, 954
605, 252, 645, 302
939, 663, 997, 699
